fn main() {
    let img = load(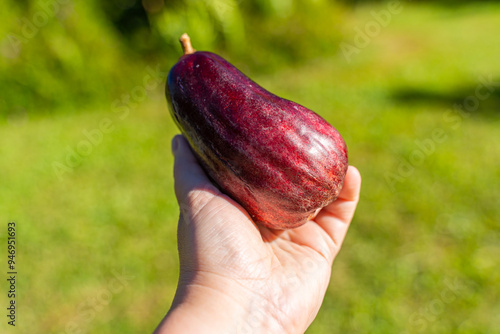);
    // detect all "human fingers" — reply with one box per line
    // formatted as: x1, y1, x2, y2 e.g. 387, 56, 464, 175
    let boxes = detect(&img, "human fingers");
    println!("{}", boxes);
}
171, 135, 268, 275
171, 135, 260, 240
314, 166, 361, 255
172, 135, 221, 213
